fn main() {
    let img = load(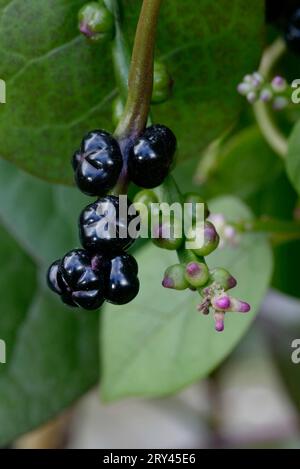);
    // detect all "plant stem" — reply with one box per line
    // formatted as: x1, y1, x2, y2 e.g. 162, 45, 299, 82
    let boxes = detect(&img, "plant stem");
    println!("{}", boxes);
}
114, 0, 162, 141
253, 37, 288, 159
